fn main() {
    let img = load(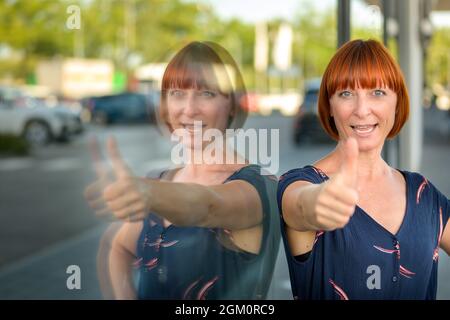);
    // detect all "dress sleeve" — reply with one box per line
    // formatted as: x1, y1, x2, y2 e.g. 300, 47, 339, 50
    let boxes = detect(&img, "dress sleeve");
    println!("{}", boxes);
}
225, 165, 280, 256
415, 173, 450, 252
277, 166, 325, 219
225, 165, 277, 230
145, 168, 167, 179
428, 180, 450, 236
224, 165, 281, 299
